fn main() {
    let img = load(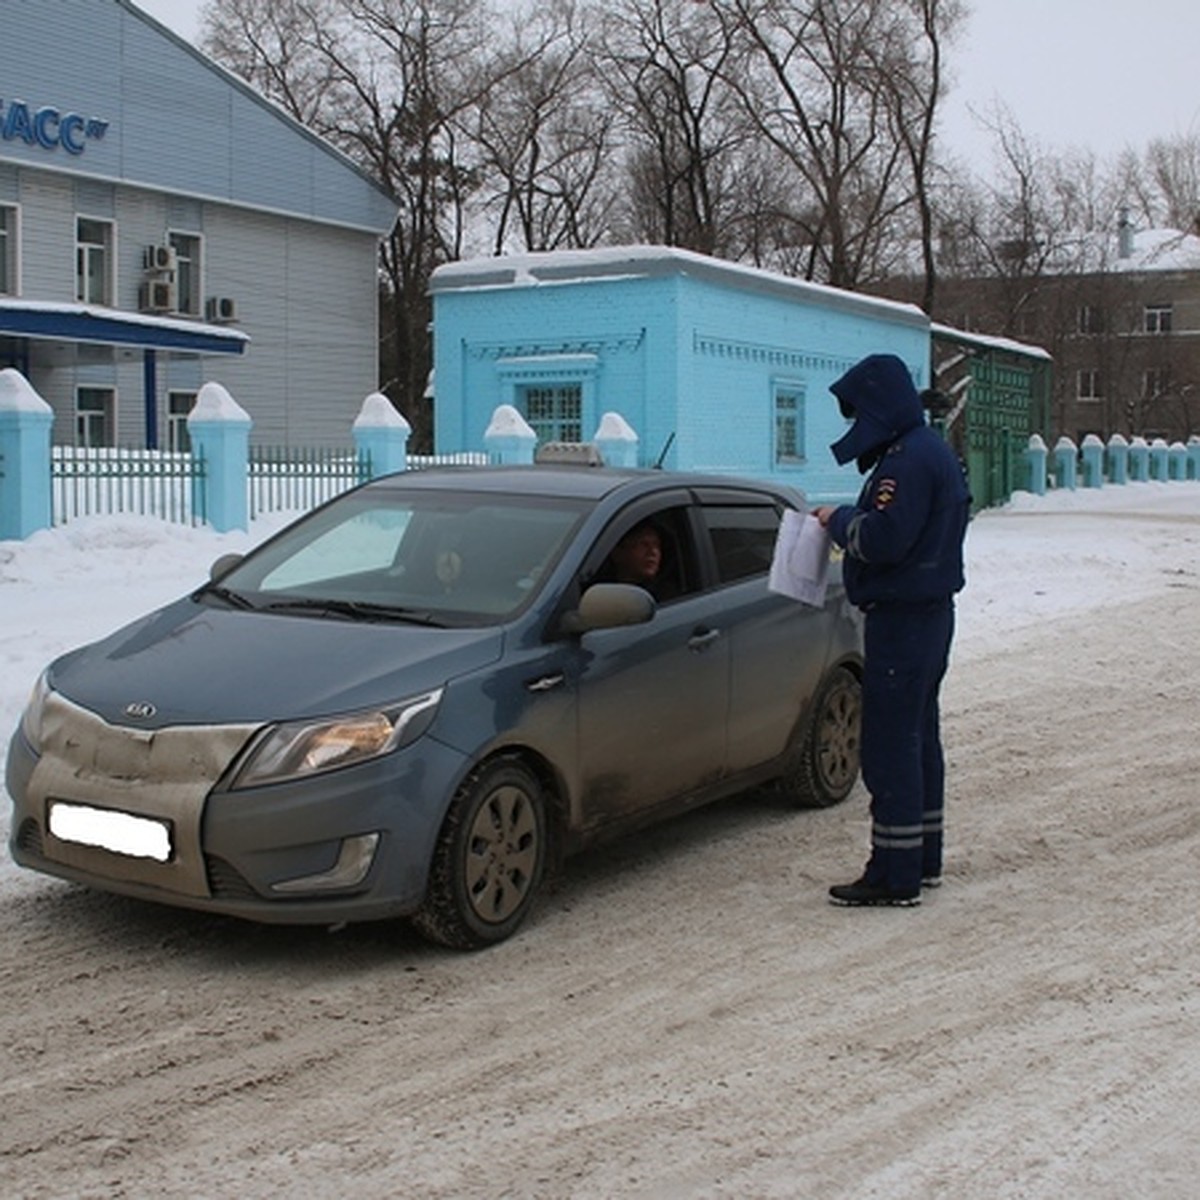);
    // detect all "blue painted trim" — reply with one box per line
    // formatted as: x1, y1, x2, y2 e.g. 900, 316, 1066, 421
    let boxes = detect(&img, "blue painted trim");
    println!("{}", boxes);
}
0, 307, 246, 355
